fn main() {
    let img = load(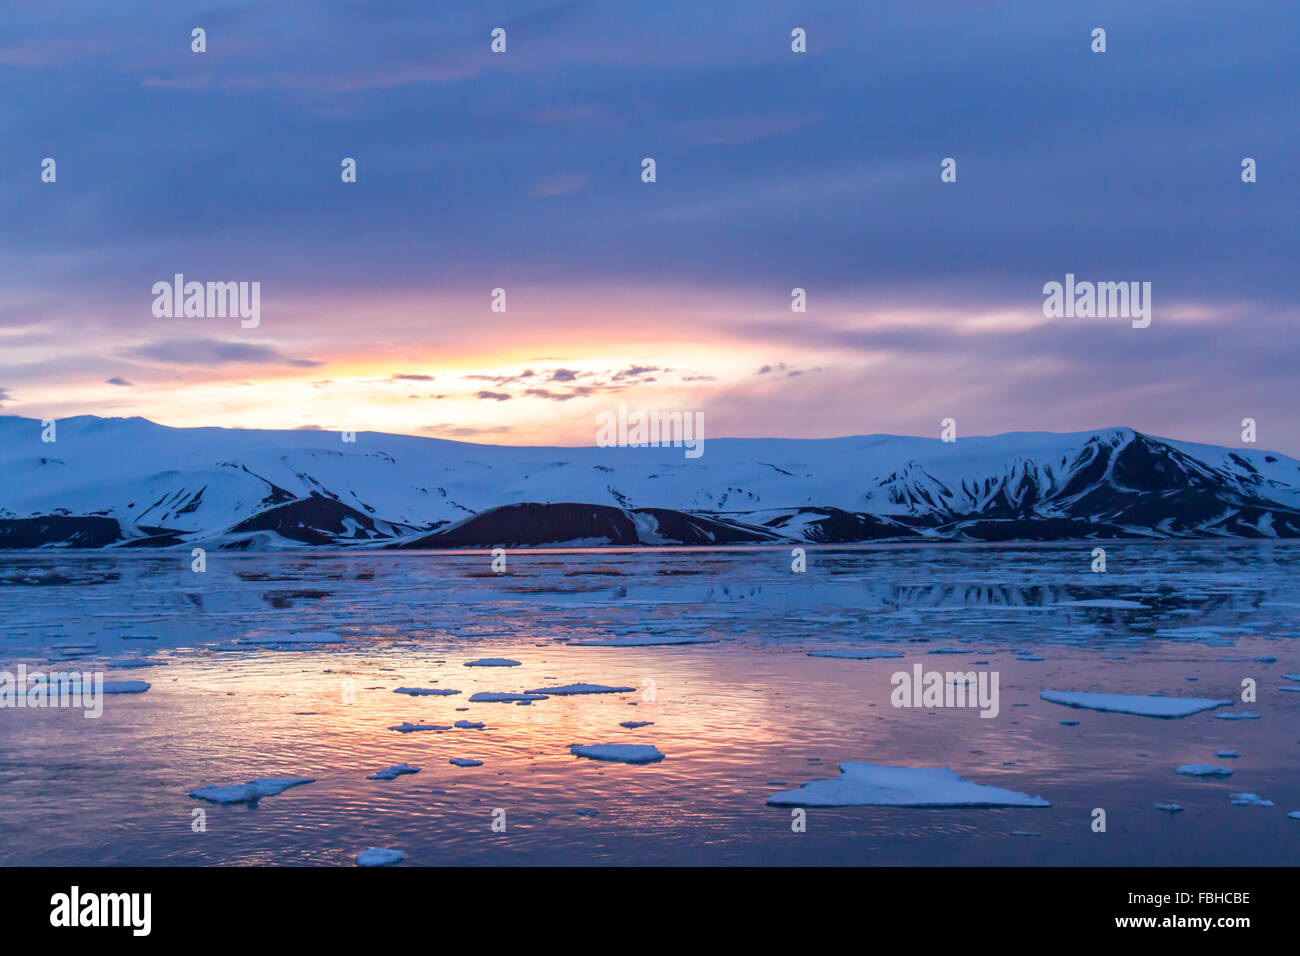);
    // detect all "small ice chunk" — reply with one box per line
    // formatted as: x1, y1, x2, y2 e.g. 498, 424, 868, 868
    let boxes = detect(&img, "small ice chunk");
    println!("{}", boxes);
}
393, 687, 460, 696
1289, 812, 1300, 821
1154, 803, 1184, 813
1279, 686, 1300, 693
1009, 830, 1039, 837
190, 776, 315, 804
526, 683, 635, 696
807, 649, 903, 660
356, 848, 406, 867
1215, 712, 1261, 720
1060, 720, 1079, 726
366, 763, 420, 780
454, 720, 485, 729
388, 722, 451, 733
1282, 674, 1300, 682
766, 763, 1050, 808
464, 658, 521, 667
1175, 764, 1233, 777
619, 720, 654, 728
1229, 792, 1274, 807
1215, 750, 1240, 758
469, 691, 548, 702
1040, 691, 1232, 718
570, 744, 664, 764
449, 757, 483, 767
